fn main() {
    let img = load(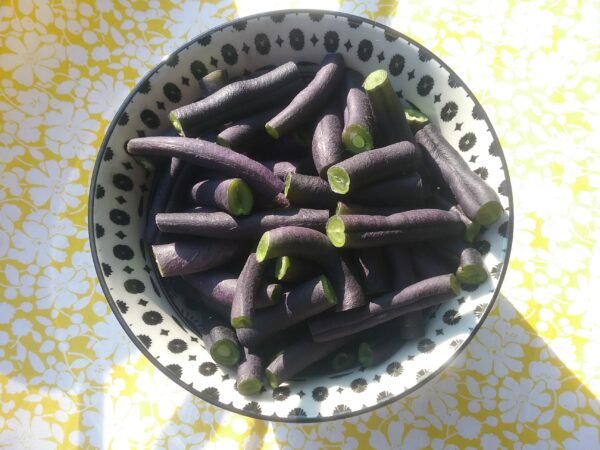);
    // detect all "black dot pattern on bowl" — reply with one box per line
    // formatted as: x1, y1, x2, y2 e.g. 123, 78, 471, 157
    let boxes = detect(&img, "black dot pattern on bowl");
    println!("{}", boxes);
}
357, 39, 373, 61
116, 300, 128, 314
472, 103, 485, 120
498, 179, 509, 196
309, 12, 324, 21
197, 35, 211, 46
450, 338, 464, 349
492, 263, 503, 279
443, 309, 461, 325
474, 167, 488, 180
140, 109, 160, 129
270, 13, 285, 22
243, 402, 261, 413
347, 17, 362, 28
137, 334, 152, 348
165, 53, 179, 67
324, 31, 339, 52
168, 338, 188, 353
448, 73, 461, 88
138, 79, 151, 94
417, 338, 436, 353
233, 20, 247, 31
166, 364, 182, 378
458, 132, 477, 152
418, 48, 432, 62
94, 223, 104, 238
416, 369, 430, 380
377, 391, 392, 401
255, 33, 271, 55
417, 75, 434, 96
289, 29, 304, 50
113, 174, 133, 191
199, 362, 217, 376
163, 82, 182, 103
498, 221, 509, 237
190, 60, 208, 79
102, 263, 112, 277
386, 362, 403, 376
273, 386, 290, 401
334, 404, 352, 414
474, 303, 488, 318
113, 244, 133, 260
103, 147, 113, 161
384, 30, 398, 41
489, 140, 501, 157
200, 387, 219, 400
389, 54, 405, 76
118, 112, 129, 125
142, 310, 163, 325
109, 209, 130, 226
440, 101, 458, 122
475, 239, 491, 255
351, 378, 367, 392
95, 185, 105, 199
312, 386, 328, 401
124, 279, 145, 294
221, 44, 238, 65
288, 408, 307, 417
